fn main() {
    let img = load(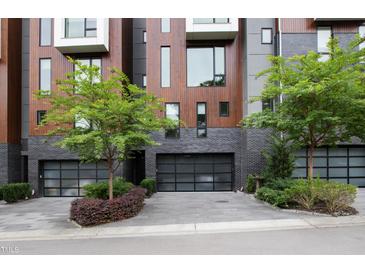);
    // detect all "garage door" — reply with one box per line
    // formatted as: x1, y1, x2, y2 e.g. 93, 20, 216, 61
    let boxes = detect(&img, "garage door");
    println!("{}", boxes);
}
41, 160, 109, 197
156, 154, 233, 192
293, 146, 365, 187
